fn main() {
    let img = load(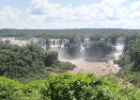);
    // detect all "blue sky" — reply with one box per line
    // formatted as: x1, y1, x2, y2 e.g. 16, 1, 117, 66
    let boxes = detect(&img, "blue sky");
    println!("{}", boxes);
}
0, 0, 140, 29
